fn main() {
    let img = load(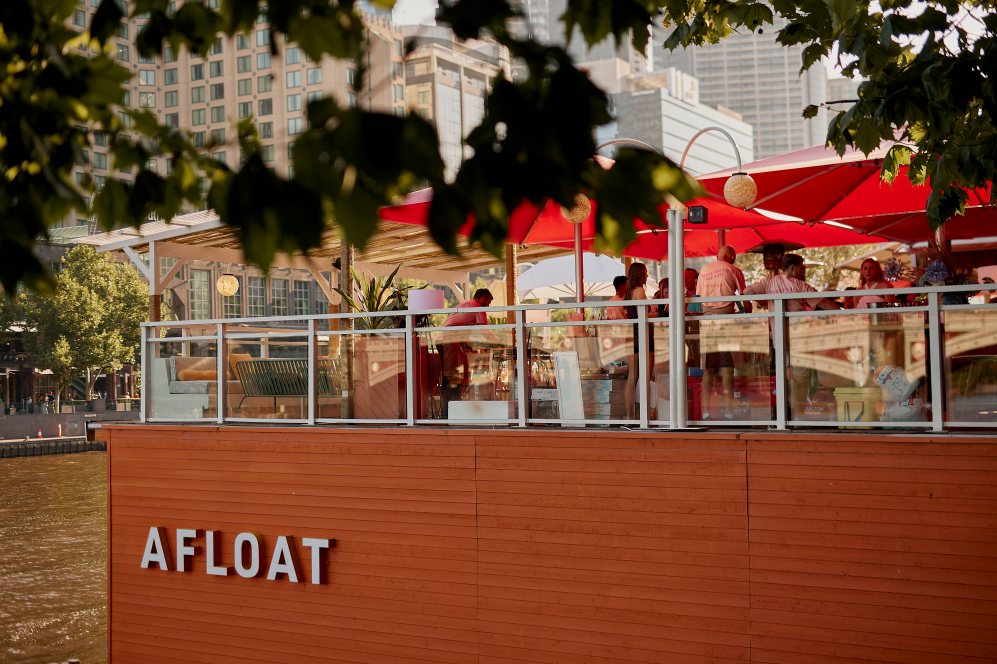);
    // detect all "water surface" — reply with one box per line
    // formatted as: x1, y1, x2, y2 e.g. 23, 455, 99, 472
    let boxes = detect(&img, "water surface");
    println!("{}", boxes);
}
0, 453, 107, 663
